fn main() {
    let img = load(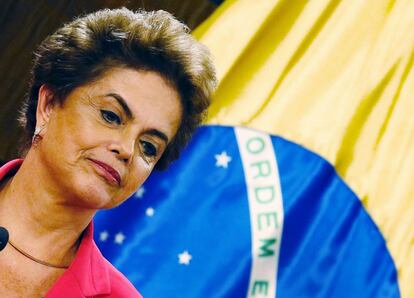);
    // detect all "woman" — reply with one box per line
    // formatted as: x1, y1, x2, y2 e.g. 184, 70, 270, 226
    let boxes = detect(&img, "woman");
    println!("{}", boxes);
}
0, 8, 216, 297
